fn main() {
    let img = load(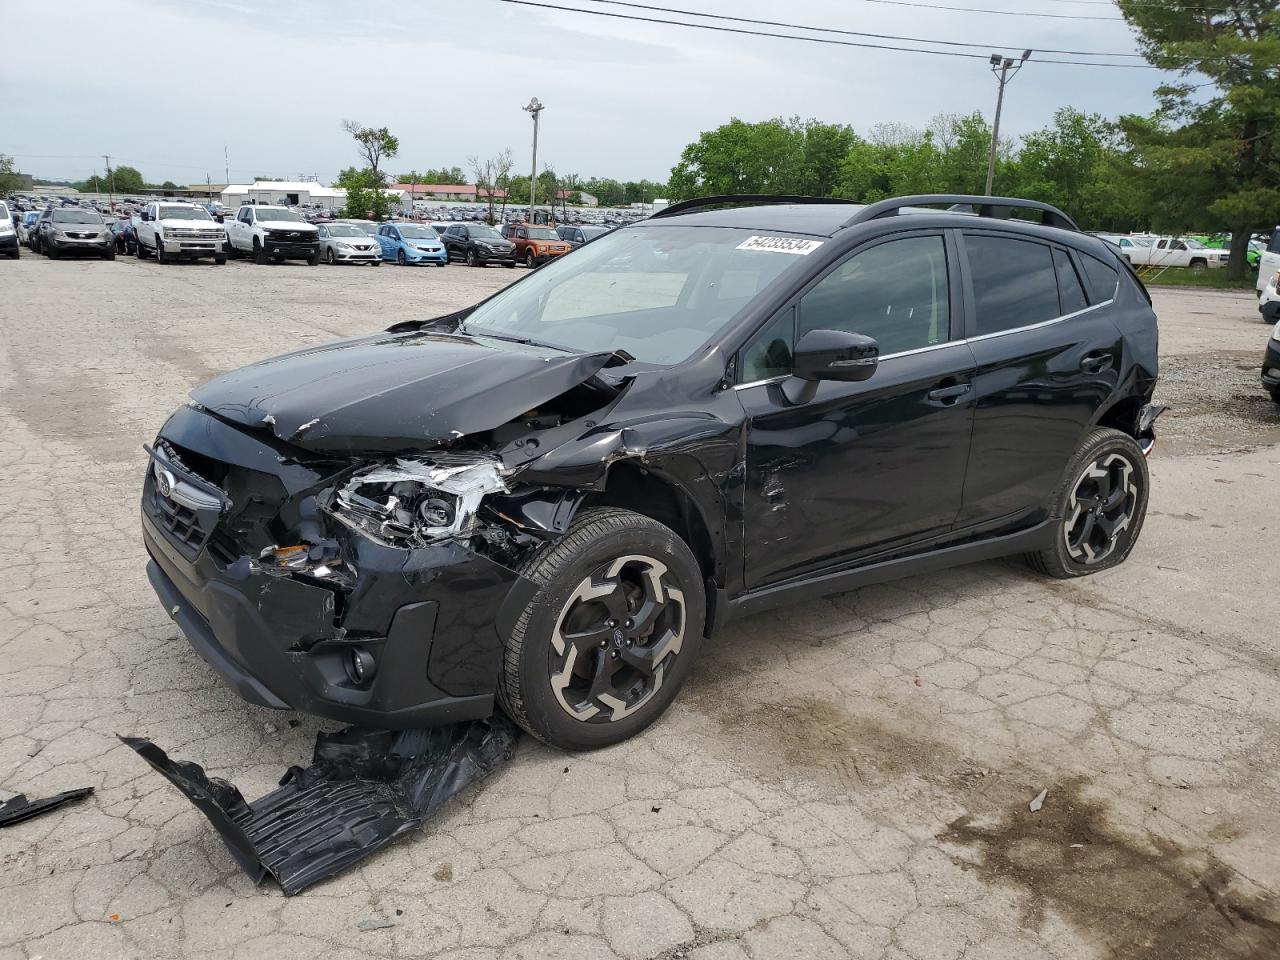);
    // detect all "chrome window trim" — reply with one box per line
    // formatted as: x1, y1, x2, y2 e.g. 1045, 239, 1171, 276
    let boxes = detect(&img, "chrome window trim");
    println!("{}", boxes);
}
732, 297, 1115, 390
